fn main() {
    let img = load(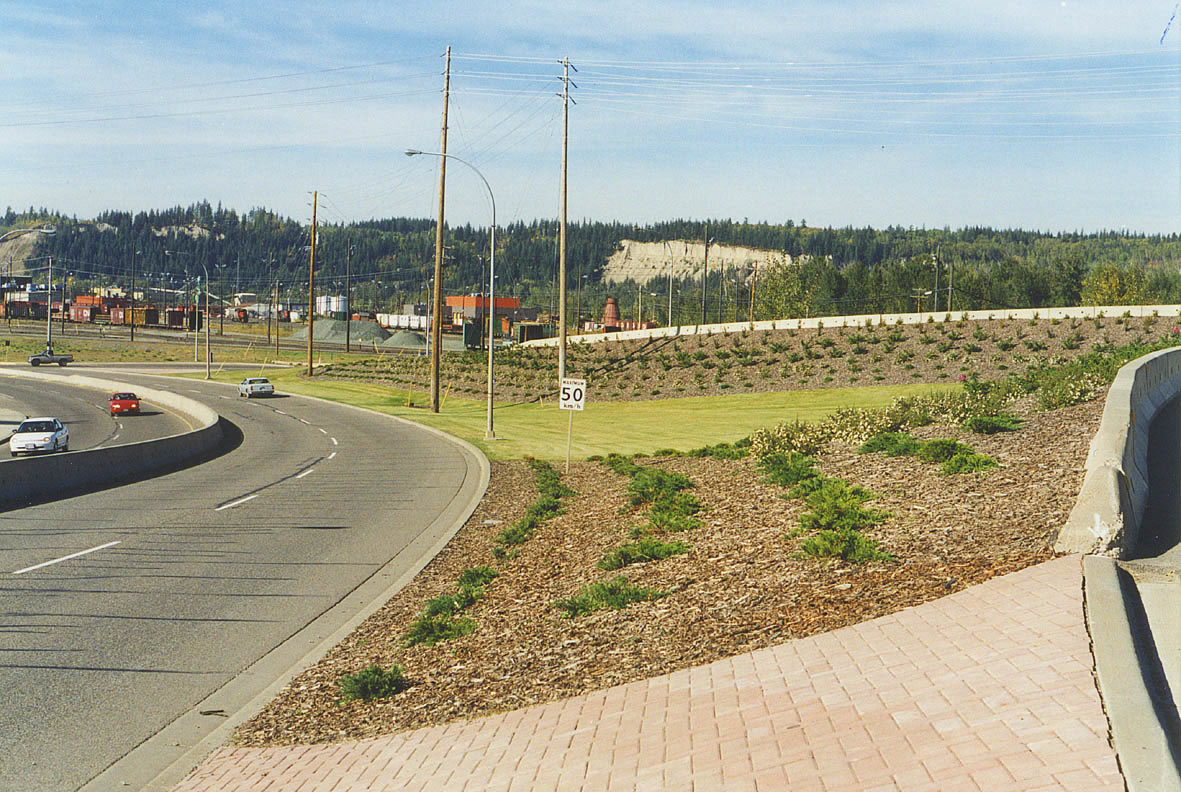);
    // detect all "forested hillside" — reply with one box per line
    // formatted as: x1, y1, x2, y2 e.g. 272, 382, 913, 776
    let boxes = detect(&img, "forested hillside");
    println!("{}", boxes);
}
3, 205, 1179, 324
